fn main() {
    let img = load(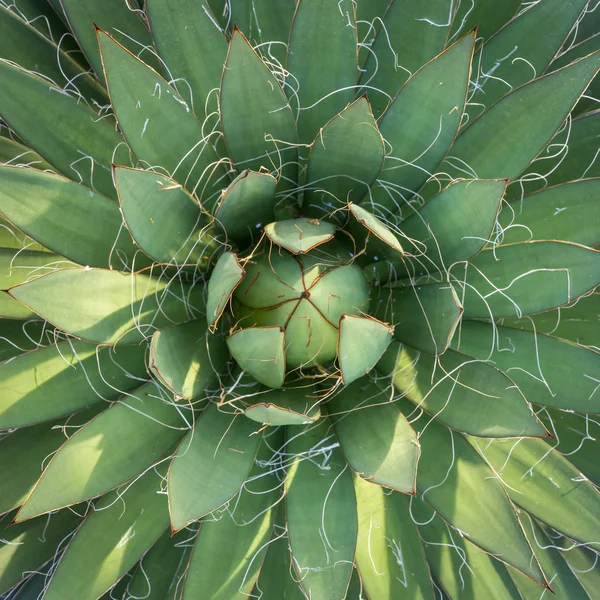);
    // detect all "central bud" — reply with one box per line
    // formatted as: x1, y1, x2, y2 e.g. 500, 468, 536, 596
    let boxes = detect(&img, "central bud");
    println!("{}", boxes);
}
207, 216, 395, 389
232, 247, 370, 368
